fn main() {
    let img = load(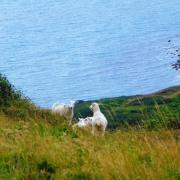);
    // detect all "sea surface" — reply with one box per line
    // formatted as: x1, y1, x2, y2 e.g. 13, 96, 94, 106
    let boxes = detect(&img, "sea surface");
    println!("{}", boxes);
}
0, 0, 180, 107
